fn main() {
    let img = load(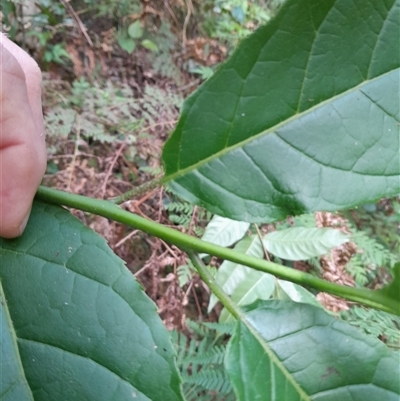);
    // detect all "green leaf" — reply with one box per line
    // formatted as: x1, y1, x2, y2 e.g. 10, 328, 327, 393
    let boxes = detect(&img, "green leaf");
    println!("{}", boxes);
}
117, 31, 136, 54
208, 235, 274, 313
274, 279, 321, 308
378, 262, 400, 315
200, 215, 249, 258
225, 301, 400, 401
141, 39, 158, 52
263, 227, 349, 260
128, 20, 143, 39
0, 201, 183, 401
1, 285, 34, 401
163, 0, 400, 223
